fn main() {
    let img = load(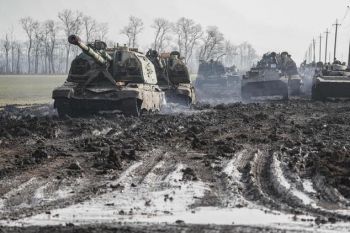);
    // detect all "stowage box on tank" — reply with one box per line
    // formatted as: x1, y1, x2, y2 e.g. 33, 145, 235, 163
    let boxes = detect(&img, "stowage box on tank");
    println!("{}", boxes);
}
52, 35, 165, 117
